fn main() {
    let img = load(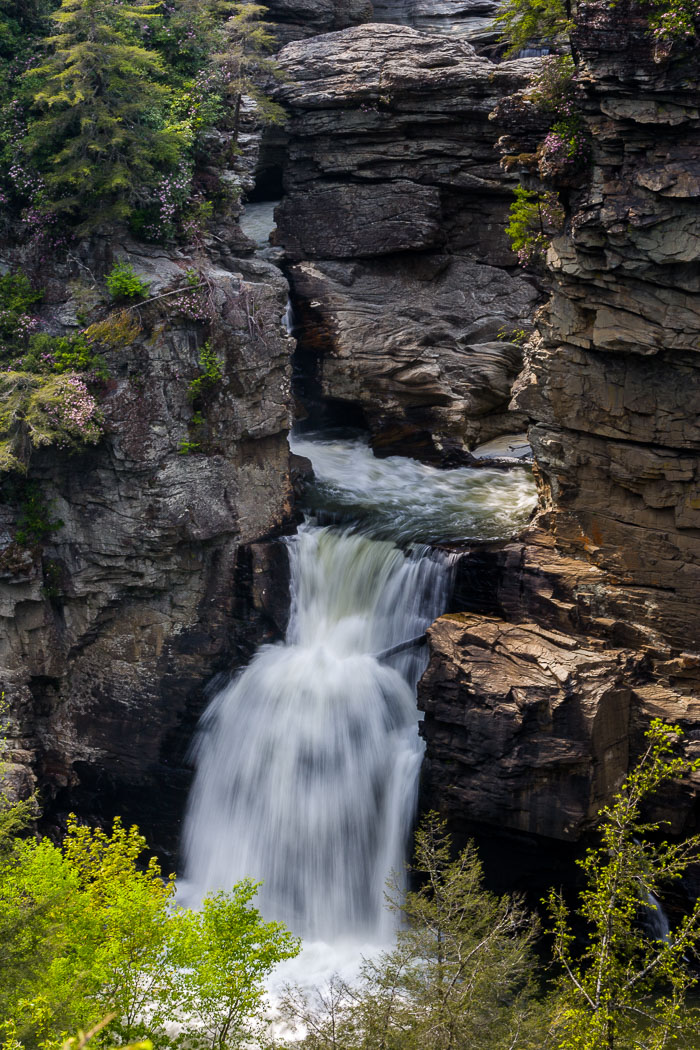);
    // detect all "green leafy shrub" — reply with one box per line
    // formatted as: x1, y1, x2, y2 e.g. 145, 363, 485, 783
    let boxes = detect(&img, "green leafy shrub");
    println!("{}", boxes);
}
177, 439, 201, 455
188, 340, 223, 402
506, 185, 564, 268
496, 0, 699, 55
529, 56, 590, 179
105, 263, 150, 302
12, 480, 63, 546
11, 332, 107, 381
548, 720, 700, 1048
0, 810, 299, 1050
0, 271, 43, 345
